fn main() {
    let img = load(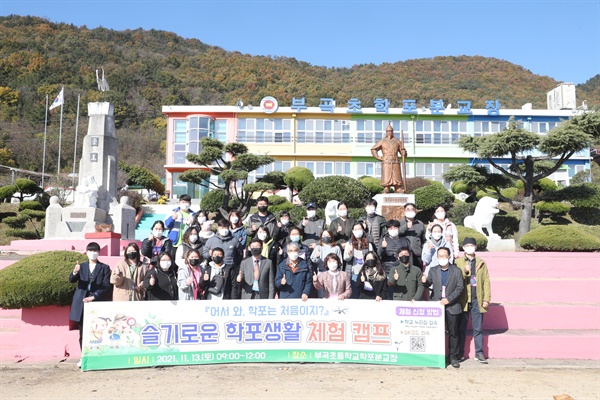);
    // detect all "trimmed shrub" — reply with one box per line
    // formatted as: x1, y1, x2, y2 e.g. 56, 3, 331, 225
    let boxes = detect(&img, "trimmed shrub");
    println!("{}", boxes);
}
269, 200, 295, 213
491, 214, 520, 238
516, 177, 557, 192
562, 184, 600, 208
298, 176, 370, 209
536, 201, 570, 216
266, 195, 287, 206
500, 187, 519, 201
359, 176, 383, 197
413, 184, 454, 212
3, 215, 28, 229
0, 211, 17, 222
451, 181, 472, 195
5, 229, 40, 239
18, 200, 43, 211
448, 202, 477, 226
405, 177, 431, 194
0, 251, 88, 309
570, 207, 600, 226
520, 225, 600, 251
348, 208, 364, 220
456, 226, 488, 251
476, 190, 497, 200
200, 190, 239, 213
20, 209, 46, 220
